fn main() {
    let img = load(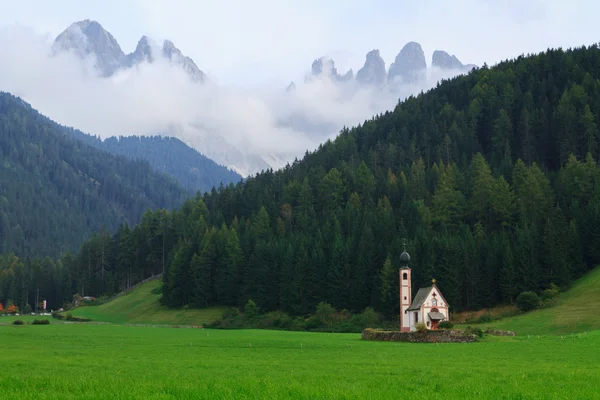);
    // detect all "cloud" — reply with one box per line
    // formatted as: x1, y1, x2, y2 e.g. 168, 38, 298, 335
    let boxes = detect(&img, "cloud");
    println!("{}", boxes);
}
0, 25, 469, 176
